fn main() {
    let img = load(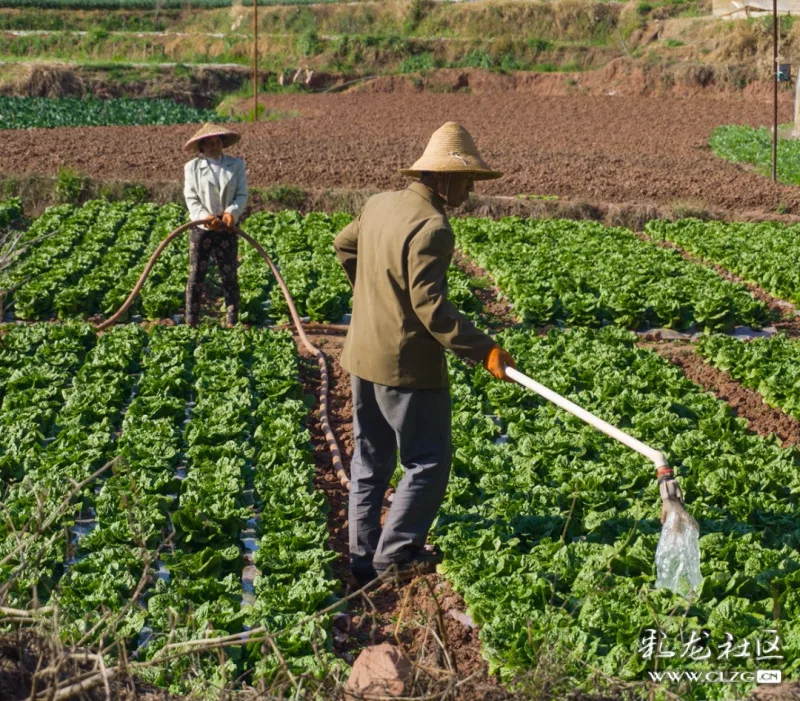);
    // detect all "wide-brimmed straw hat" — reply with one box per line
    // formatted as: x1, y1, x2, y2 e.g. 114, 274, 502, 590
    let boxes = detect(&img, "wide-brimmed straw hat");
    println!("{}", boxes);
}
399, 122, 502, 180
183, 123, 241, 155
